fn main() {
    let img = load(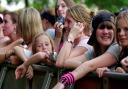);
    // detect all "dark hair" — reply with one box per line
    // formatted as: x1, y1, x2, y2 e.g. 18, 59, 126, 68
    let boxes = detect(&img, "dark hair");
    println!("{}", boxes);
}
88, 10, 115, 45
40, 10, 56, 25
88, 10, 116, 57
